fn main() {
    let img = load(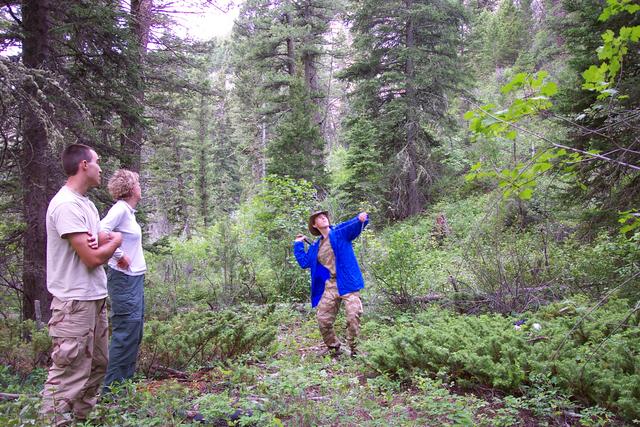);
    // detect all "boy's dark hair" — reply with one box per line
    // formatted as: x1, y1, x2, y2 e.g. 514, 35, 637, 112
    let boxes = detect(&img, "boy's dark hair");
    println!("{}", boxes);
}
61, 144, 93, 176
